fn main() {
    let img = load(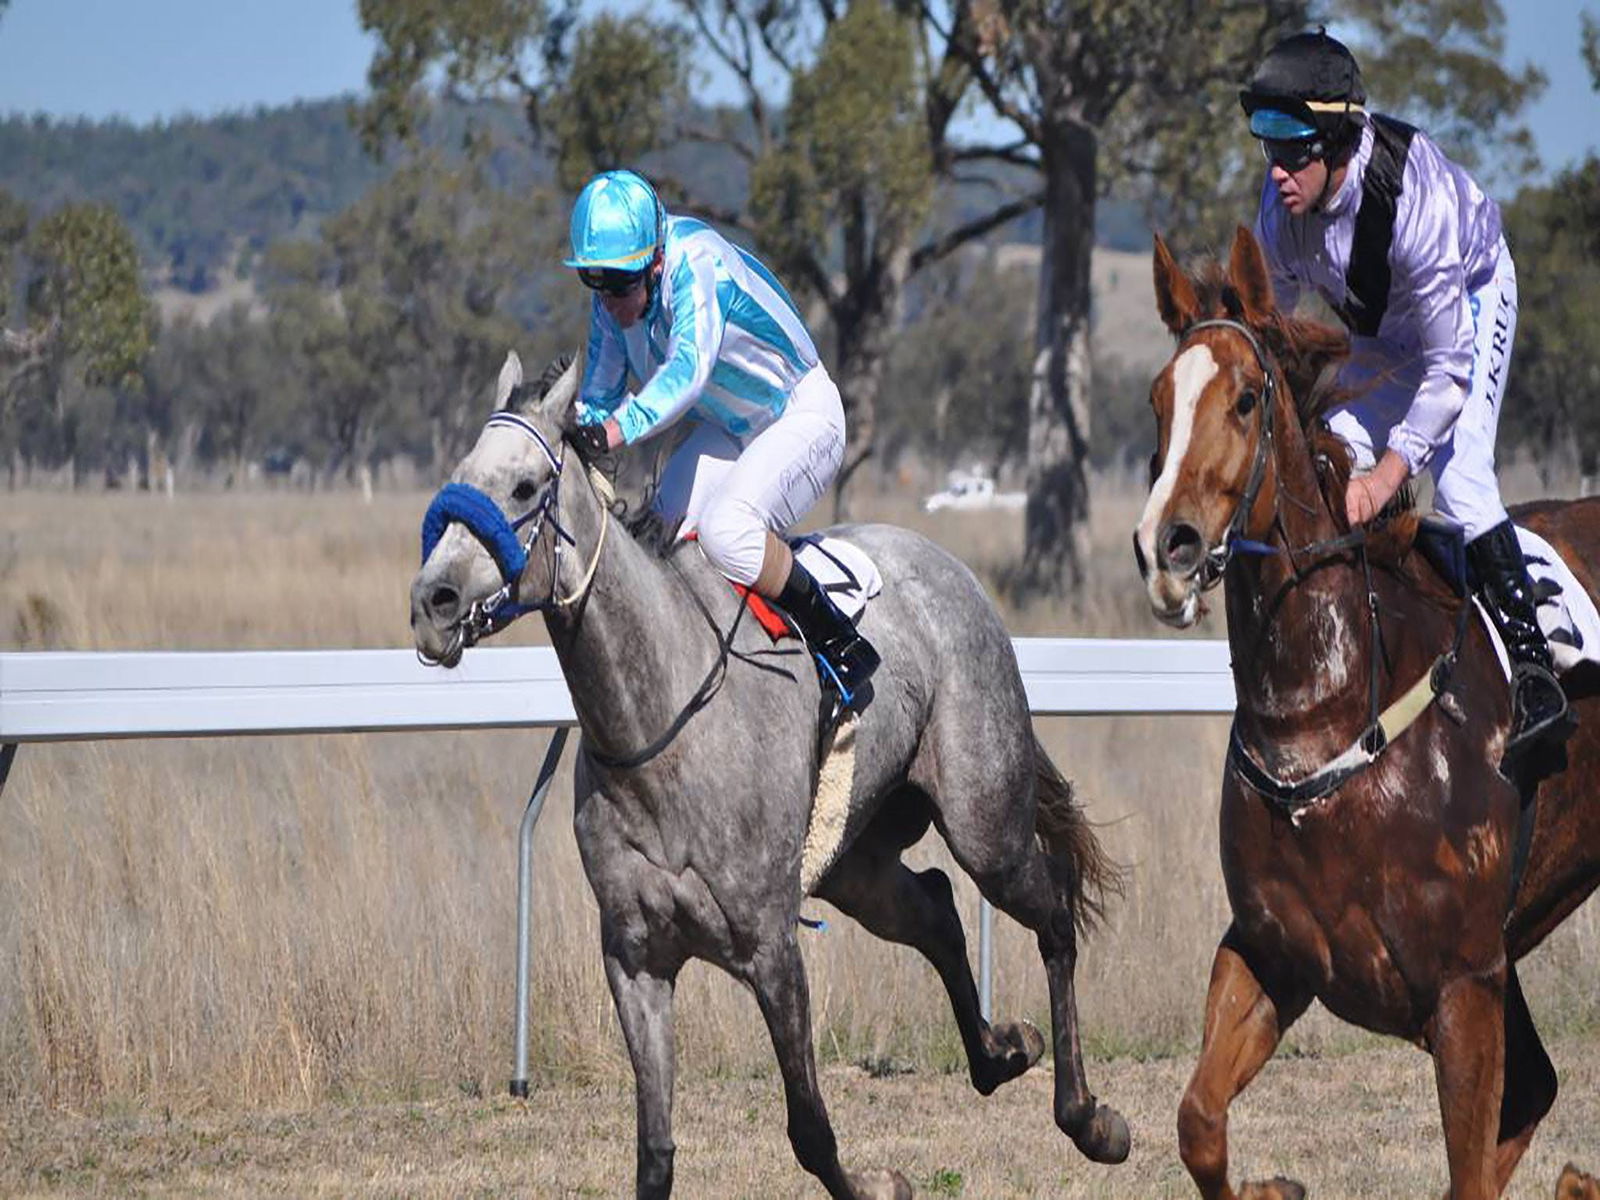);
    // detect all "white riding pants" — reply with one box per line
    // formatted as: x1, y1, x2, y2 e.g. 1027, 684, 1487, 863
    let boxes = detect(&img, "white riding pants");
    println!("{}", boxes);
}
1324, 238, 1517, 542
652, 365, 846, 585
